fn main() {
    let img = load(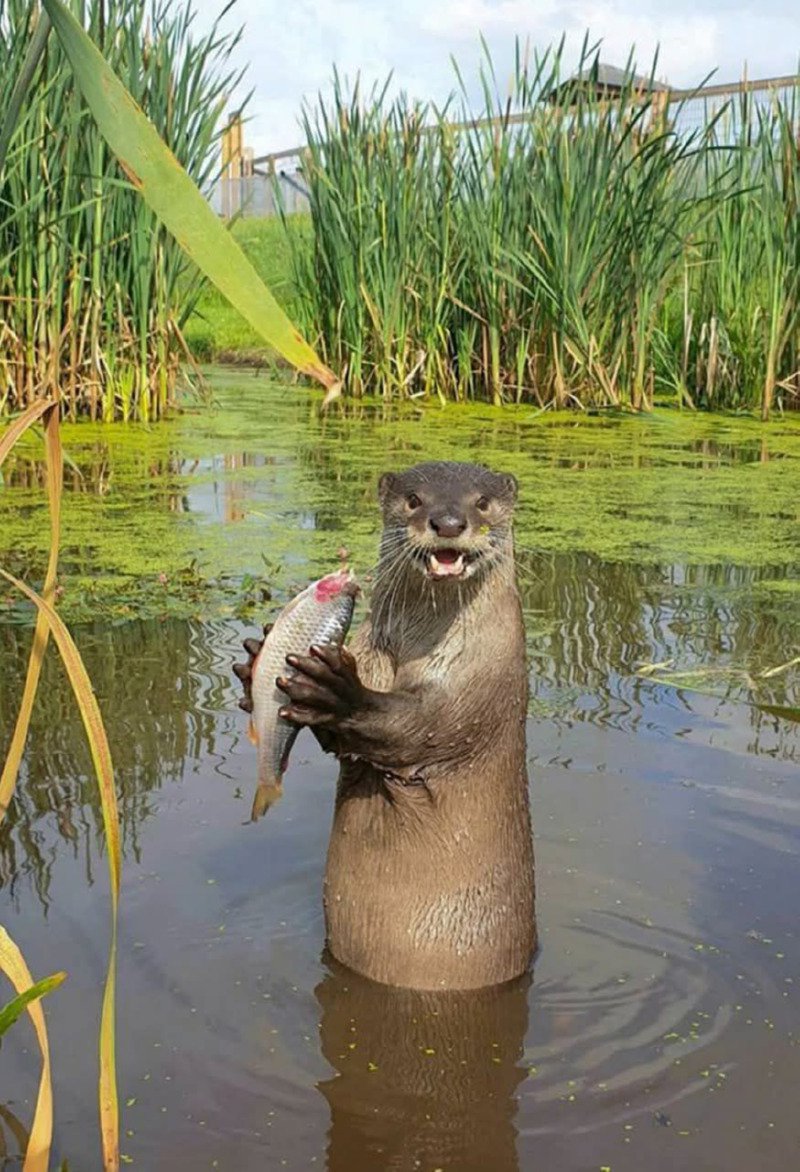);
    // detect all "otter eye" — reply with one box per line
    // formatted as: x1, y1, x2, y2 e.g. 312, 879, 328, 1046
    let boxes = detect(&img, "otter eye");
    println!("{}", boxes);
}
476, 495, 490, 511
406, 493, 422, 510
